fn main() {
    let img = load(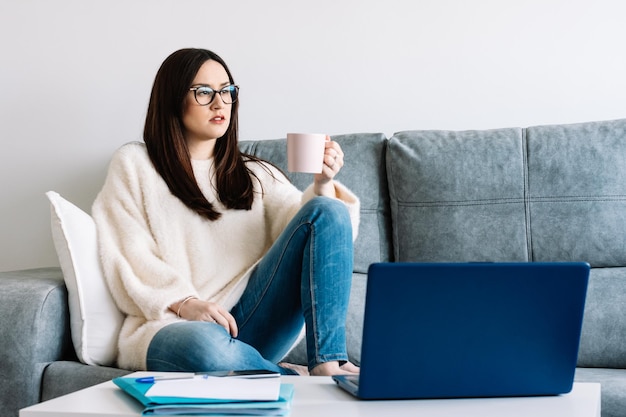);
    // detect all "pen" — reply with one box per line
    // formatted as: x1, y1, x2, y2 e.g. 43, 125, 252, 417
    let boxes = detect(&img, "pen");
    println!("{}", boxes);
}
135, 374, 201, 384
